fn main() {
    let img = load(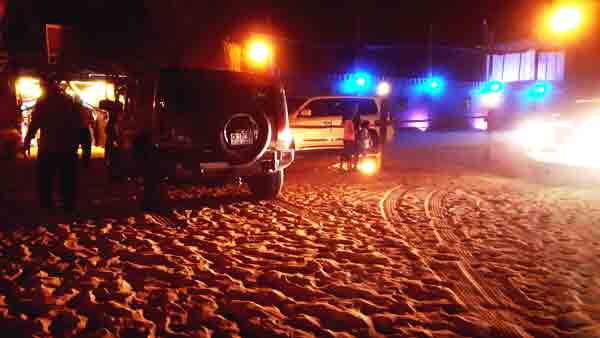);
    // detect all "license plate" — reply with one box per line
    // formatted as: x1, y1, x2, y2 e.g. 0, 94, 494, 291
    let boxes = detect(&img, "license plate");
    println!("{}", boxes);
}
230, 131, 253, 145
